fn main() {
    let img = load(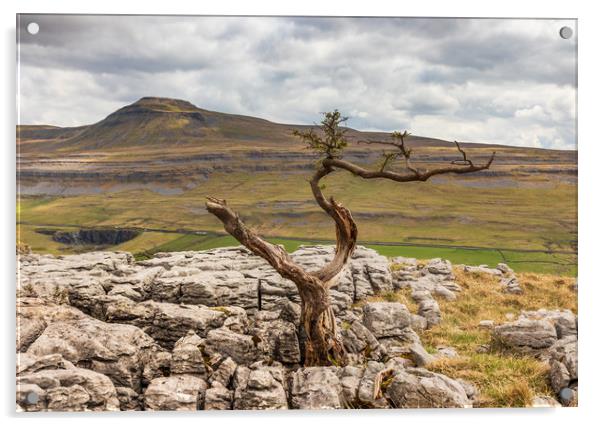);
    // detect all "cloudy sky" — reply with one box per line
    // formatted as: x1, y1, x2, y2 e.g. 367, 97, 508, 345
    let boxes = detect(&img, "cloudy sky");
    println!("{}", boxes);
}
17, 15, 577, 149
